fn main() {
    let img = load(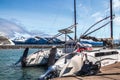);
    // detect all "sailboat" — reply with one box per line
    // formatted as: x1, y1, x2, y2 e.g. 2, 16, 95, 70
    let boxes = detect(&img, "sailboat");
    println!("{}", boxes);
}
38, 0, 120, 79
14, 0, 92, 67
14, 26, 92, 67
